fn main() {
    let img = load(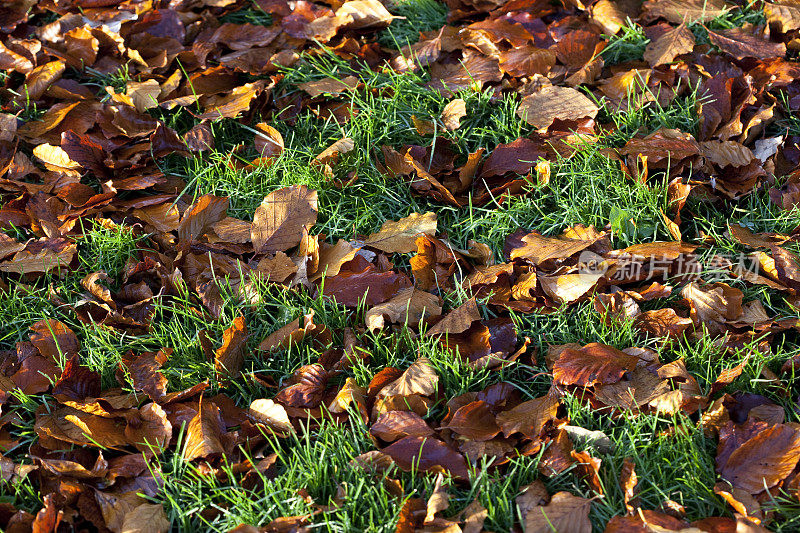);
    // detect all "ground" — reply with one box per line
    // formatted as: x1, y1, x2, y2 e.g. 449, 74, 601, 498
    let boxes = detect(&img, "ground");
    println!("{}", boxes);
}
1, 0, 800, 532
